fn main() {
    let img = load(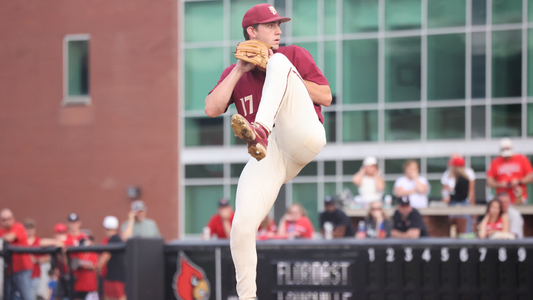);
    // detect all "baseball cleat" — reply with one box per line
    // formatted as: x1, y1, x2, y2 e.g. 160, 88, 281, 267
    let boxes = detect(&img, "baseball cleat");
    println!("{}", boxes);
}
231, 114, 269, 161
